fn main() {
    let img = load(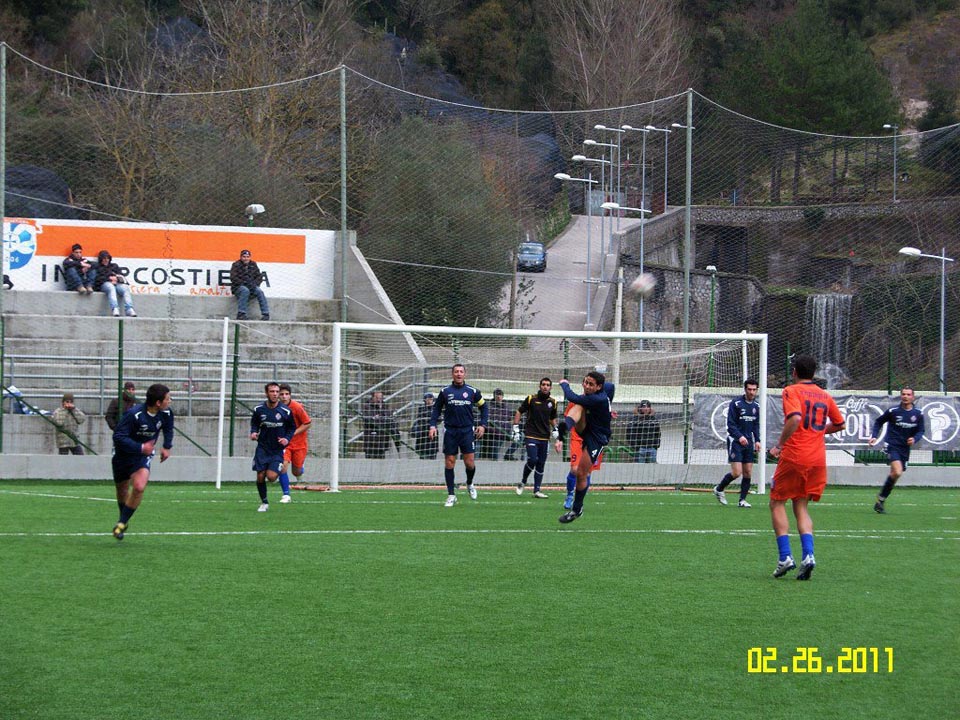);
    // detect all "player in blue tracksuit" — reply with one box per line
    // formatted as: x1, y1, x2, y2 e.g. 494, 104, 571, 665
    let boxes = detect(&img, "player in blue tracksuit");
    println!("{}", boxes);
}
712, 379, 761, 508
562, 380, 615, 509
429, 363, 489, 506
111, 383, 175, 540
868, 387, 925, 514
556, 370, 613, 523
250, 382, 296, 512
